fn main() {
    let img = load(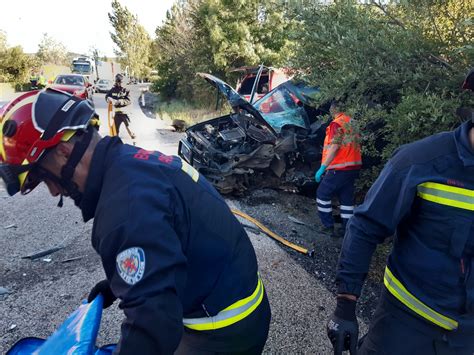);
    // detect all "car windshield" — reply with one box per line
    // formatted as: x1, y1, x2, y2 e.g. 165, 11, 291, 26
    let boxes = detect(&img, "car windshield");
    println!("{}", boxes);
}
72, 63, 91, 74
54, 76, 84, 86
98, 80, 109, 84
254, 84, 309, 133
